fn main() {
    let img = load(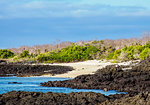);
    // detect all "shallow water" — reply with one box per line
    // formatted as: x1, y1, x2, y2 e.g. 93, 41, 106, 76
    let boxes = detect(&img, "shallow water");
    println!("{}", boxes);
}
0, 76, 126, 96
